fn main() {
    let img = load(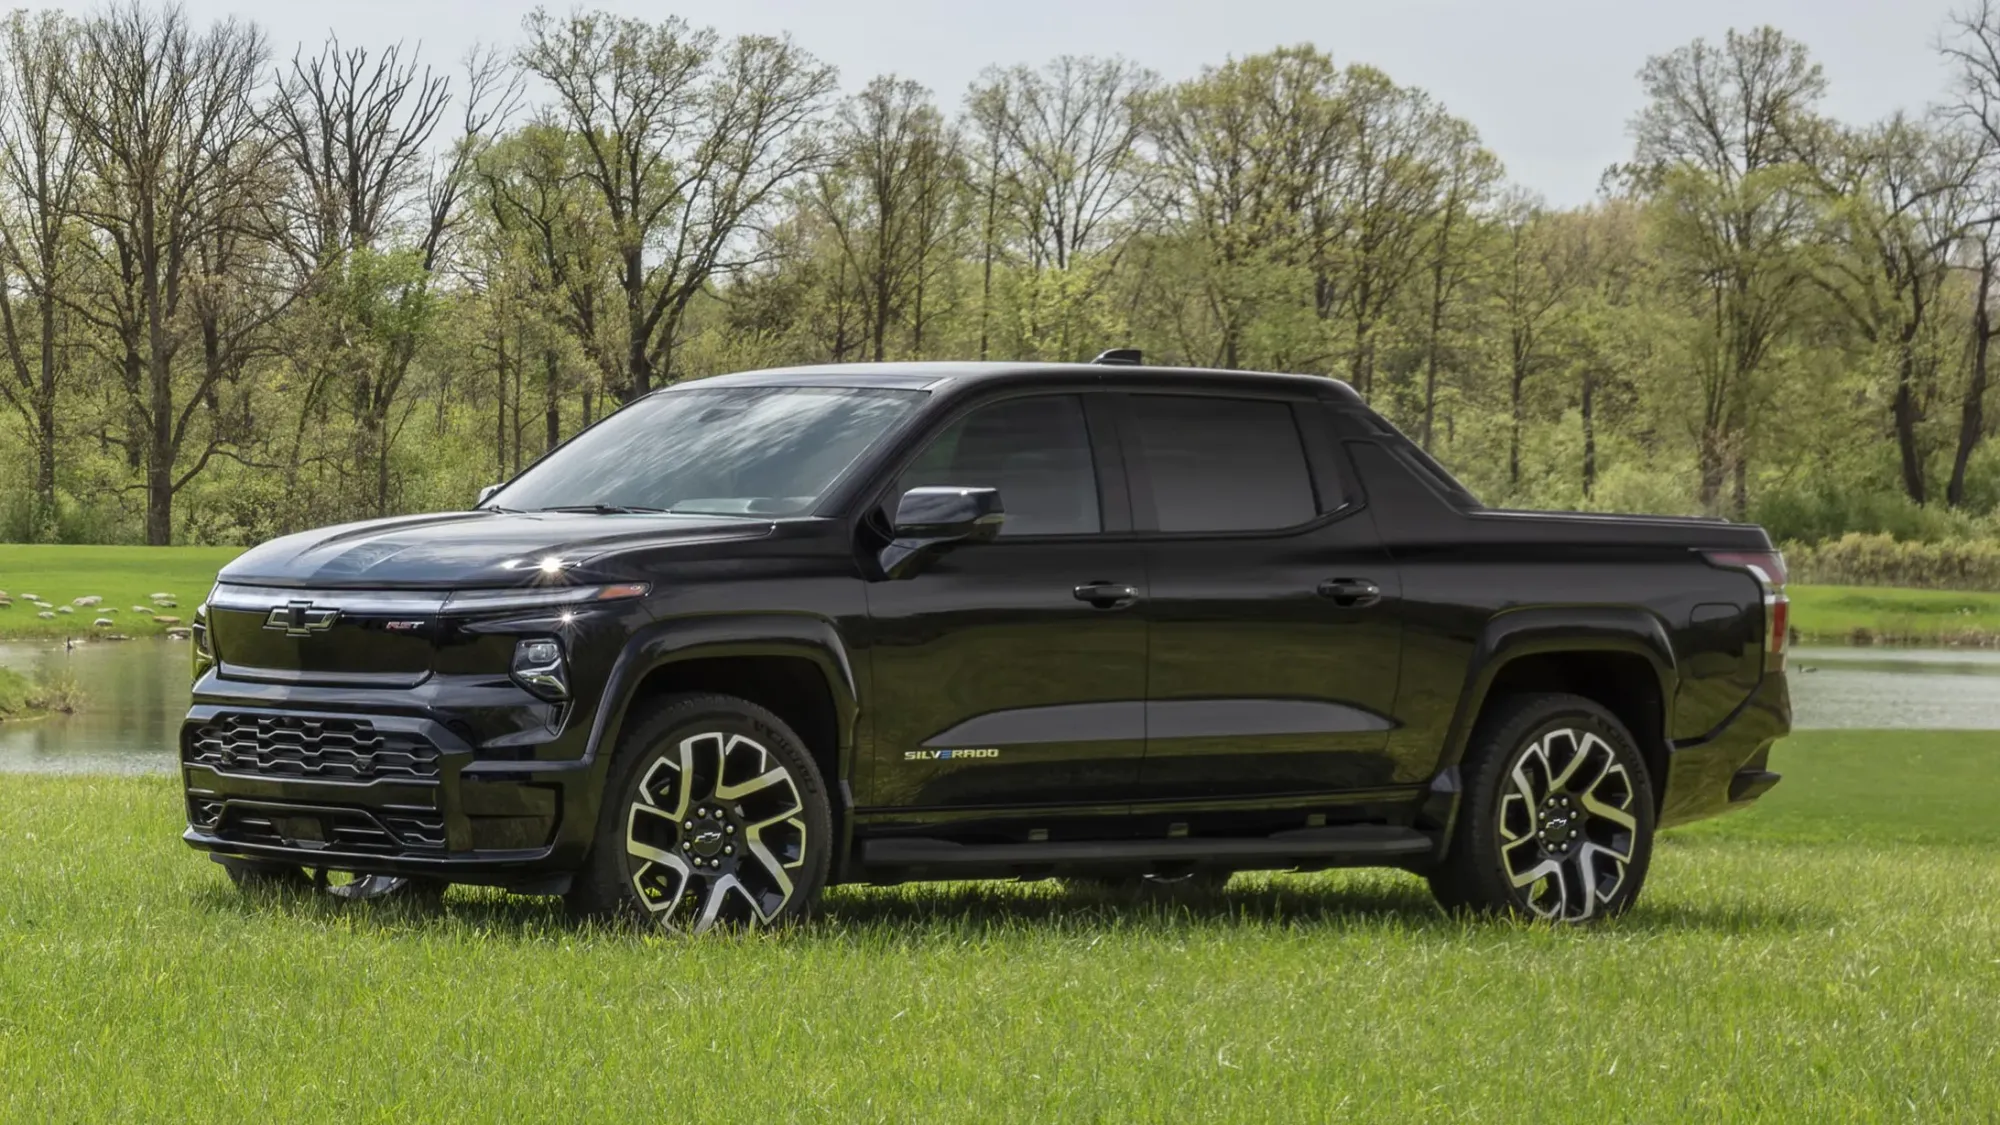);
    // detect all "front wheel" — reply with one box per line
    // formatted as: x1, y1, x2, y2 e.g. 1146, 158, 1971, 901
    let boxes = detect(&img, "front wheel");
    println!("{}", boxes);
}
1429, 693, 1655, 923
566, 693, 833, 933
